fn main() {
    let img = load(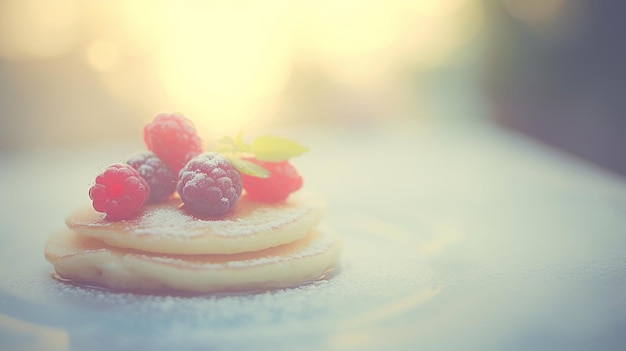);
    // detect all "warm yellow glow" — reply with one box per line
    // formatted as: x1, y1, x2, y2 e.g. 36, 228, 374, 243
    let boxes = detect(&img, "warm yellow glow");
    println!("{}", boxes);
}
341, 286, 442, 329
0, 0, 79, 59
156, 3, 293, 135
303, 0, 406, 62
87, 39, 120, 71
0, 313, 70, 351
403, 0, 484, 69
333, 286, 443, 349
419, 223, 465, 256
0, 0, 486, 133
305, 0, 483, 88
118, 0, 164, 56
